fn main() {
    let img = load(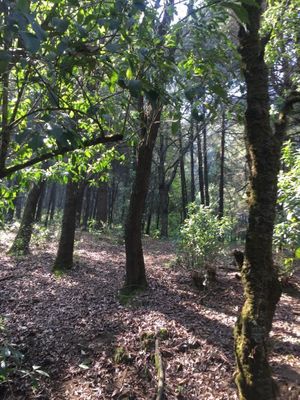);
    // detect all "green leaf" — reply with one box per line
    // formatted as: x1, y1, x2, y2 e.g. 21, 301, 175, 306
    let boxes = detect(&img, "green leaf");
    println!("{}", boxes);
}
126, 68, 133, 79
20, 31, 40, 53
295, 248, 300, 259
110, 70, 119, 85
